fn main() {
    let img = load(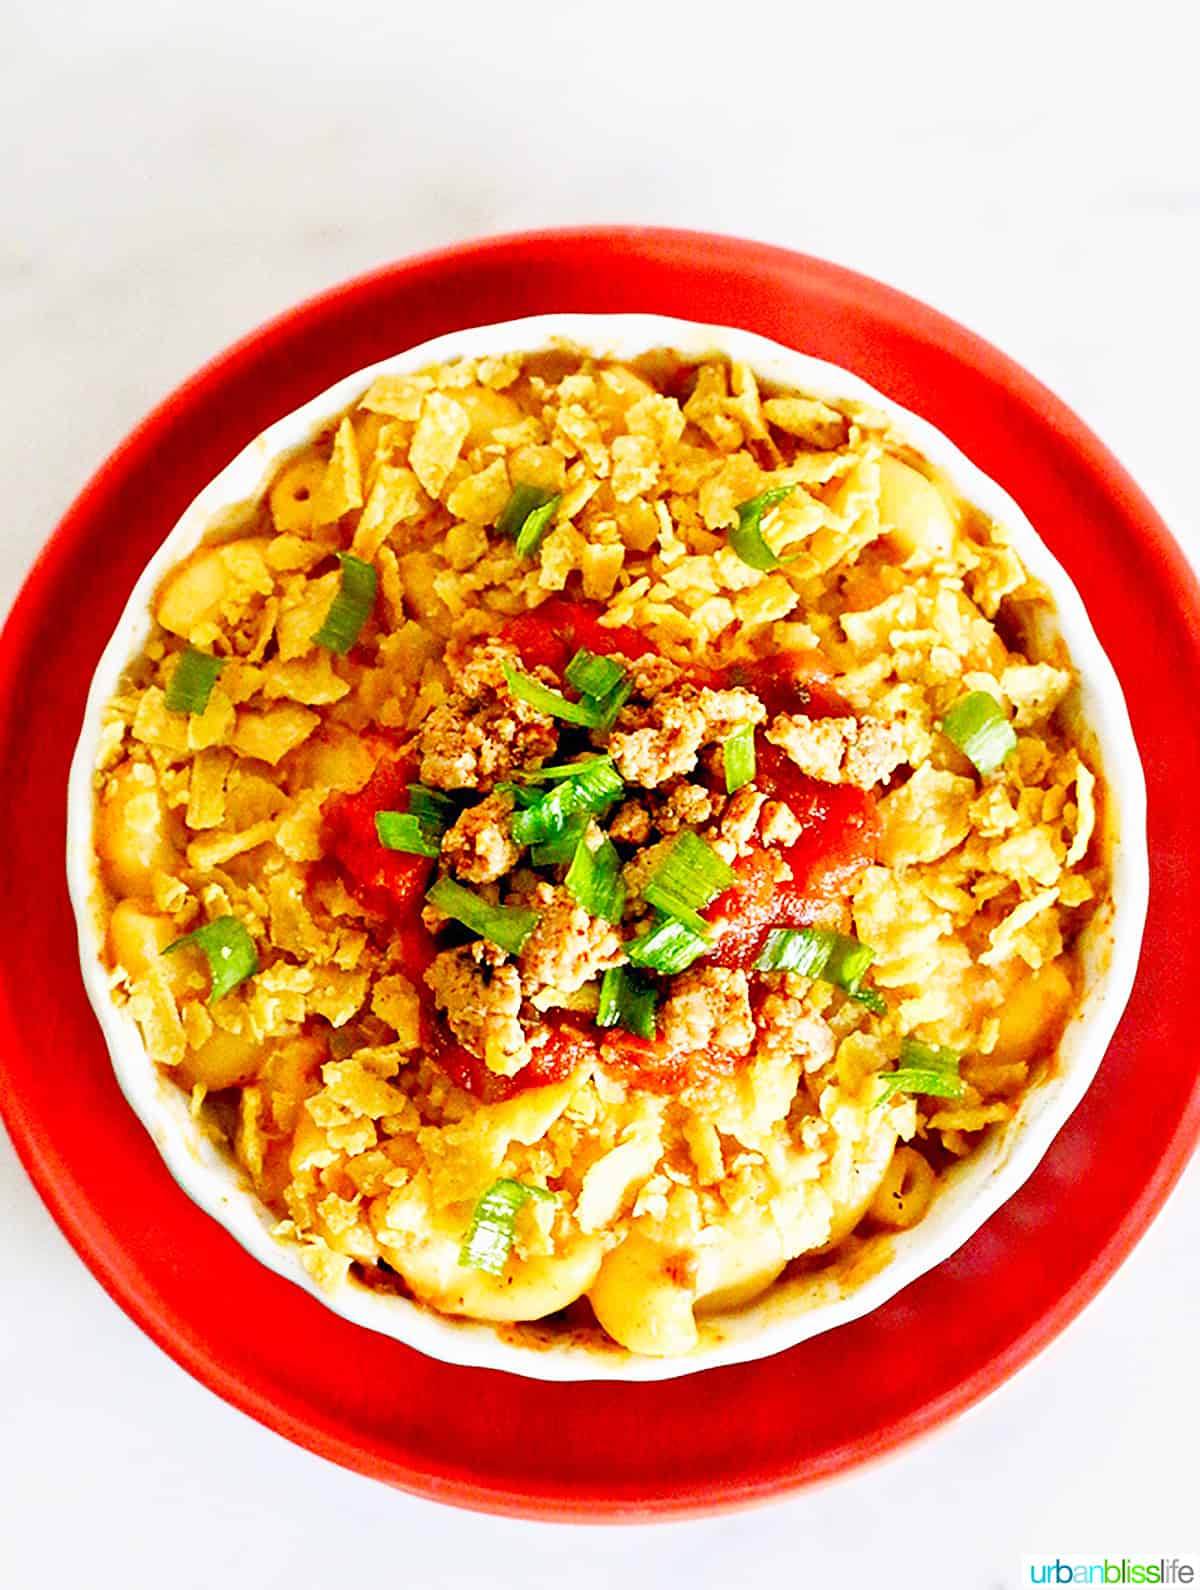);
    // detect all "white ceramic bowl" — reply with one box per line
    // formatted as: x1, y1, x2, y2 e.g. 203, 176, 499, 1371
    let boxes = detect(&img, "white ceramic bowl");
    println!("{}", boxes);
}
66, 313, 1149, 1382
